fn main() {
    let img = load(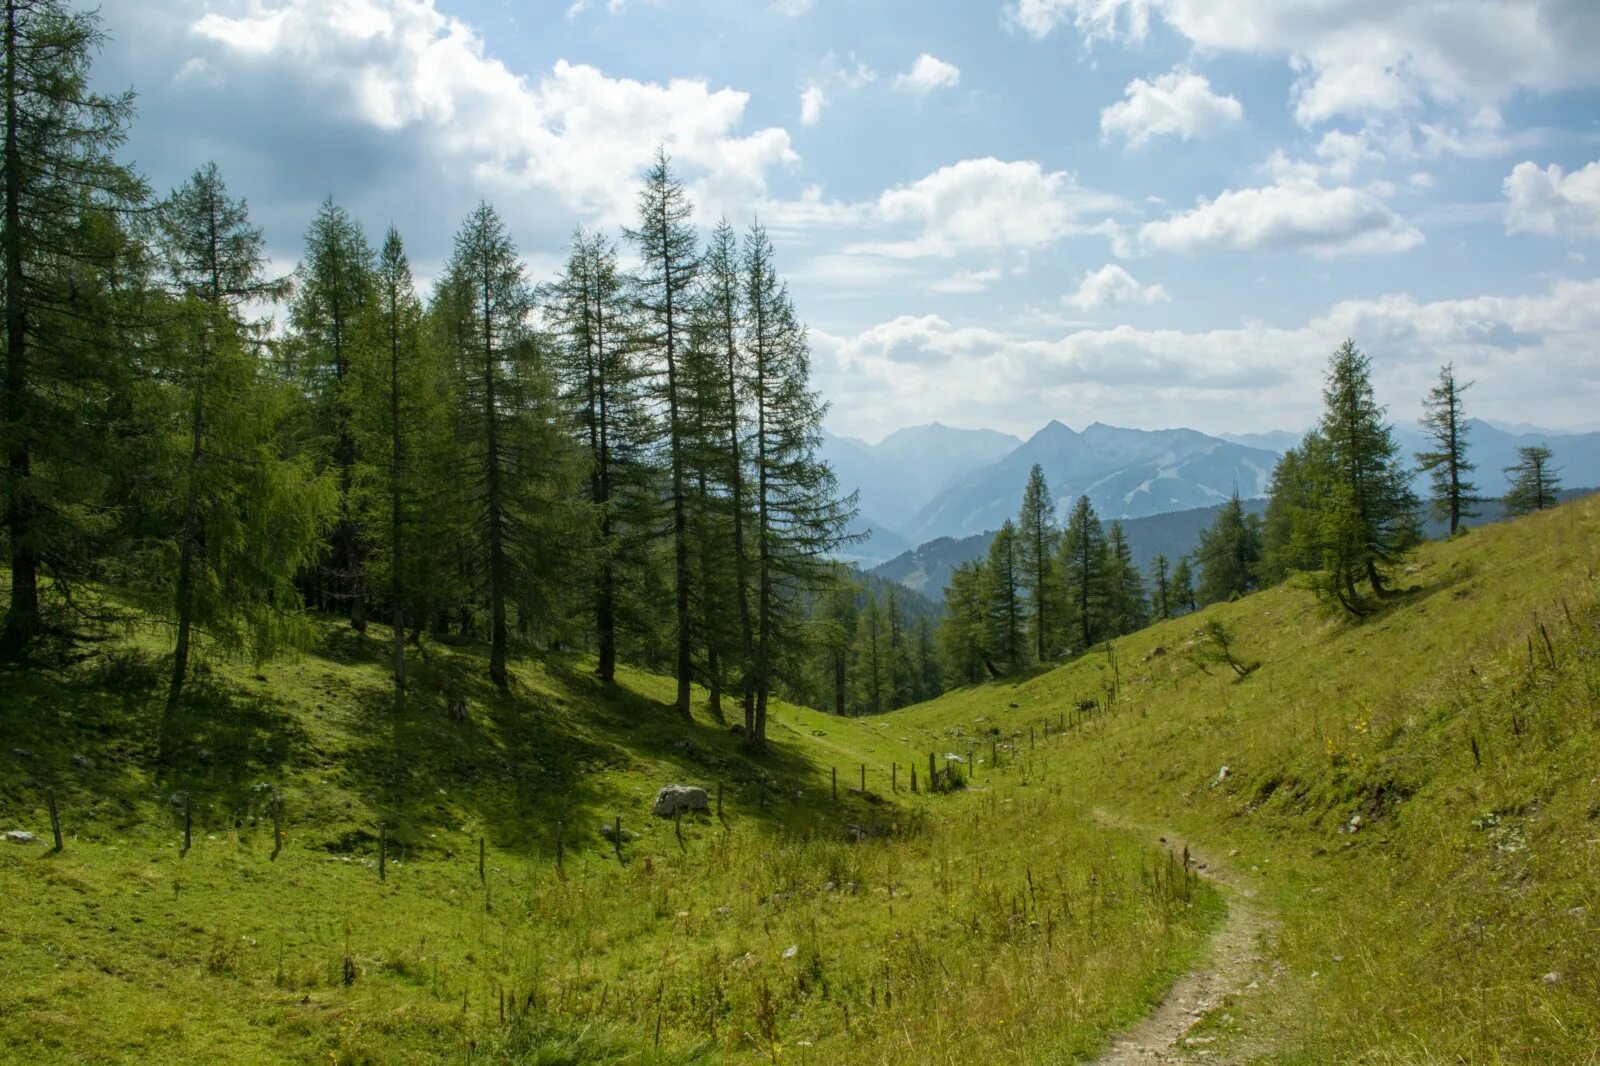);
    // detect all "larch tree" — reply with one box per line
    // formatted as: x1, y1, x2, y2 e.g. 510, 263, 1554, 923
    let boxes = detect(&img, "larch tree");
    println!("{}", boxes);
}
1059, 494, 1107, 651
741, 221, 852, 746
1503, 444, 1560, 516
1416, 363, 1479, 537
1195, 492, 1262, 605
1103, 521, 1147, 636
985, 519, 1025, 670
2, 0, 146, 655
156, 163, 332, 710
434, 202, 538, 688
1016, 463, 1059, 661
626, 148, 701, 718
1258, 436, 1324, 585
938, 559, 992, 684
545, 227, 652, 685
1149, 553, 1171, 620
1169, 557, 1197, 614
288, 198, 375, 629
